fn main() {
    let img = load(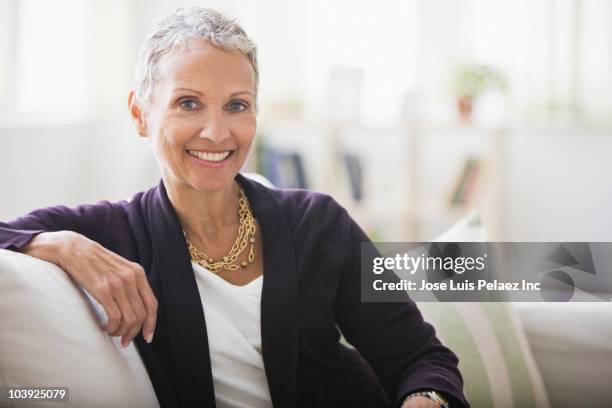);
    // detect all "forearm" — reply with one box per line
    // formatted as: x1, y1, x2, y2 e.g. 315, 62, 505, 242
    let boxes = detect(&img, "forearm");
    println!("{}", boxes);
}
0, 205, 84, 251
394, 349, 468, 408
337, 214, 469, 407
